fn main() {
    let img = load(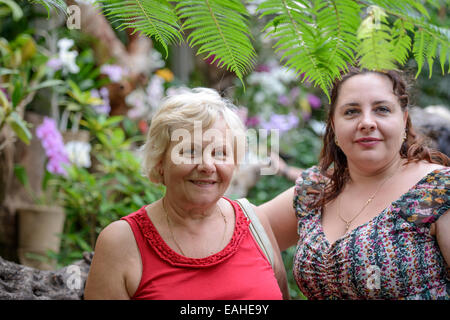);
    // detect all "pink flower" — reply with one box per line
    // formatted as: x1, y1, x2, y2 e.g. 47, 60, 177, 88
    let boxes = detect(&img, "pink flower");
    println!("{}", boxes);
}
278, 95, 290, 106
46, 58, 63, 71
100, 64, 125, 82
36, 117, 70, 176
307, 94, 321, 109
255, 64, 270, 72
246, 116, 260, 127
